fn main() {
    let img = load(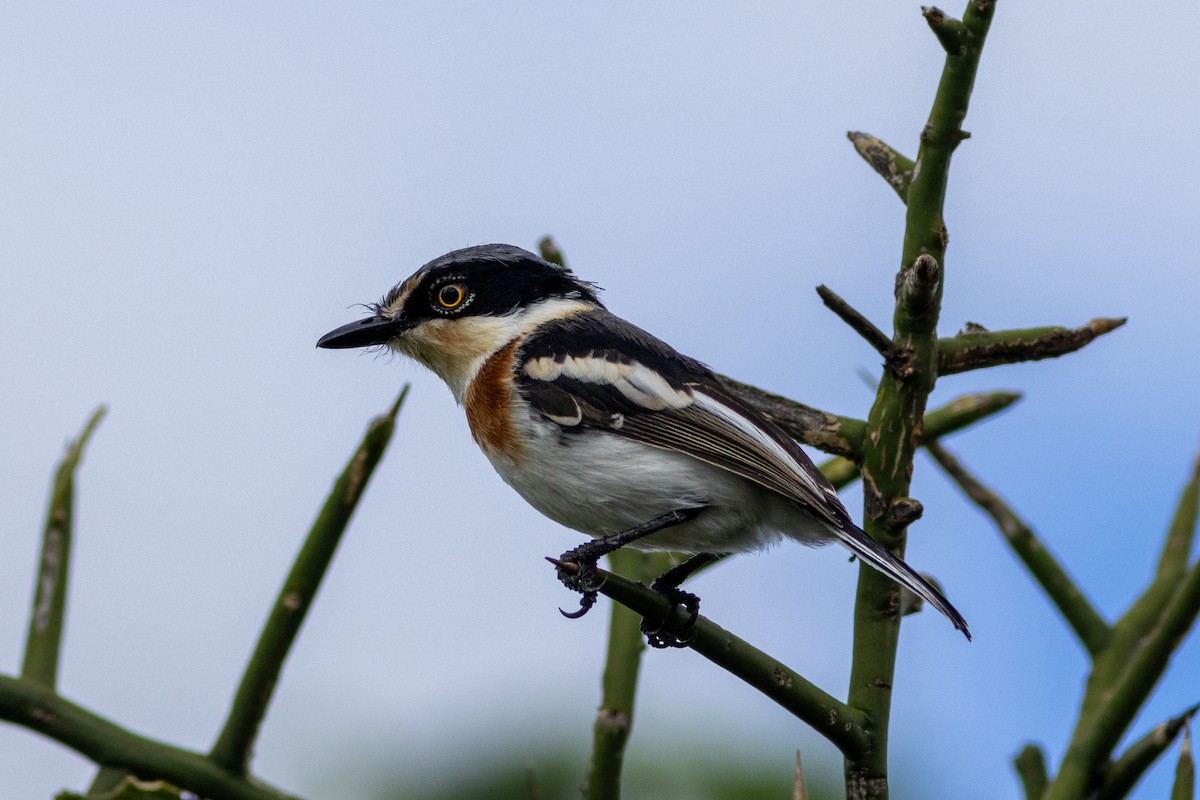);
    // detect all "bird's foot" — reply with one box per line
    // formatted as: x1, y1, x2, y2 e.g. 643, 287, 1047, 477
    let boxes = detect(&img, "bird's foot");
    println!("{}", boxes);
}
547, 547, 605, 619
640, 586, 701, 649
